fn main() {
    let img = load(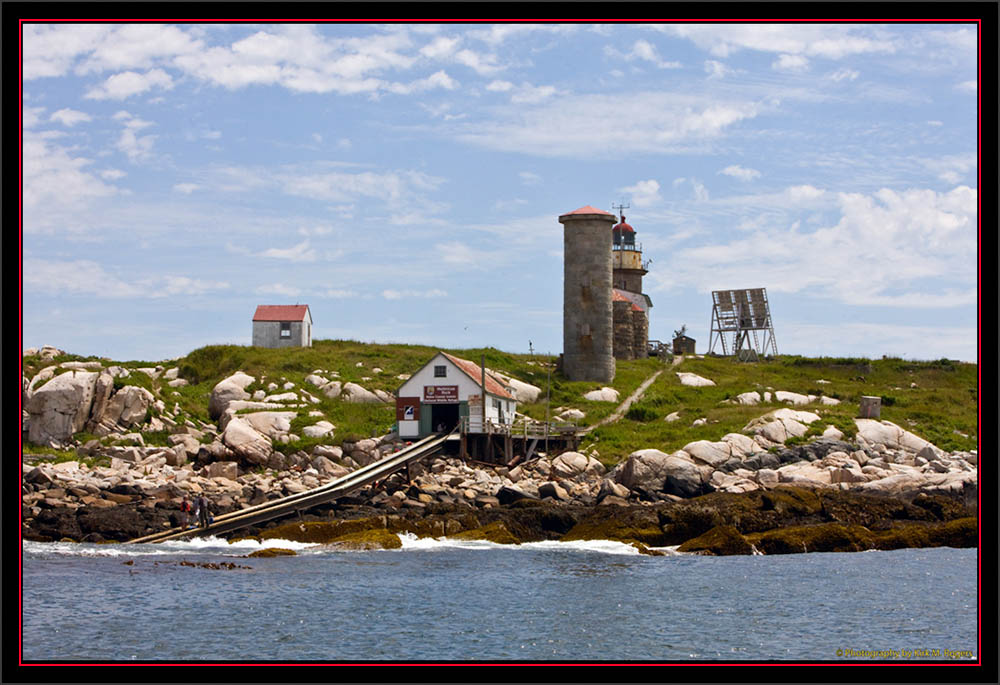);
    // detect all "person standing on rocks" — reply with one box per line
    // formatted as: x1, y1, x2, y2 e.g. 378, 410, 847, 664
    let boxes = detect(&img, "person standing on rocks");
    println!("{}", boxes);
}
197, 494, 210, 528
179, 497, 192, 529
